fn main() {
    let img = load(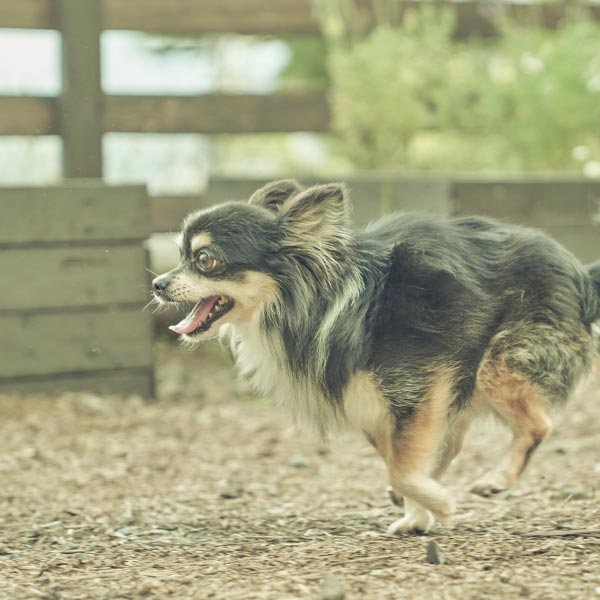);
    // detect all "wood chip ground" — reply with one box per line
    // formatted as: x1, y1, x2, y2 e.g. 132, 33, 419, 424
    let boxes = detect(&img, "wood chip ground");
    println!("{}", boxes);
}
1, 345, 599, 599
